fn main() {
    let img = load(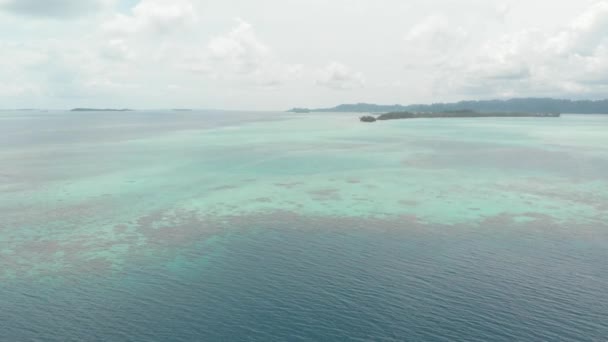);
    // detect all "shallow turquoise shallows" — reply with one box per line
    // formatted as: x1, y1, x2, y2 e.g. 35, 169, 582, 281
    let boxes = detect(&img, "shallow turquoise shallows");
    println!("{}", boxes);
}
1, 110, 607, 341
